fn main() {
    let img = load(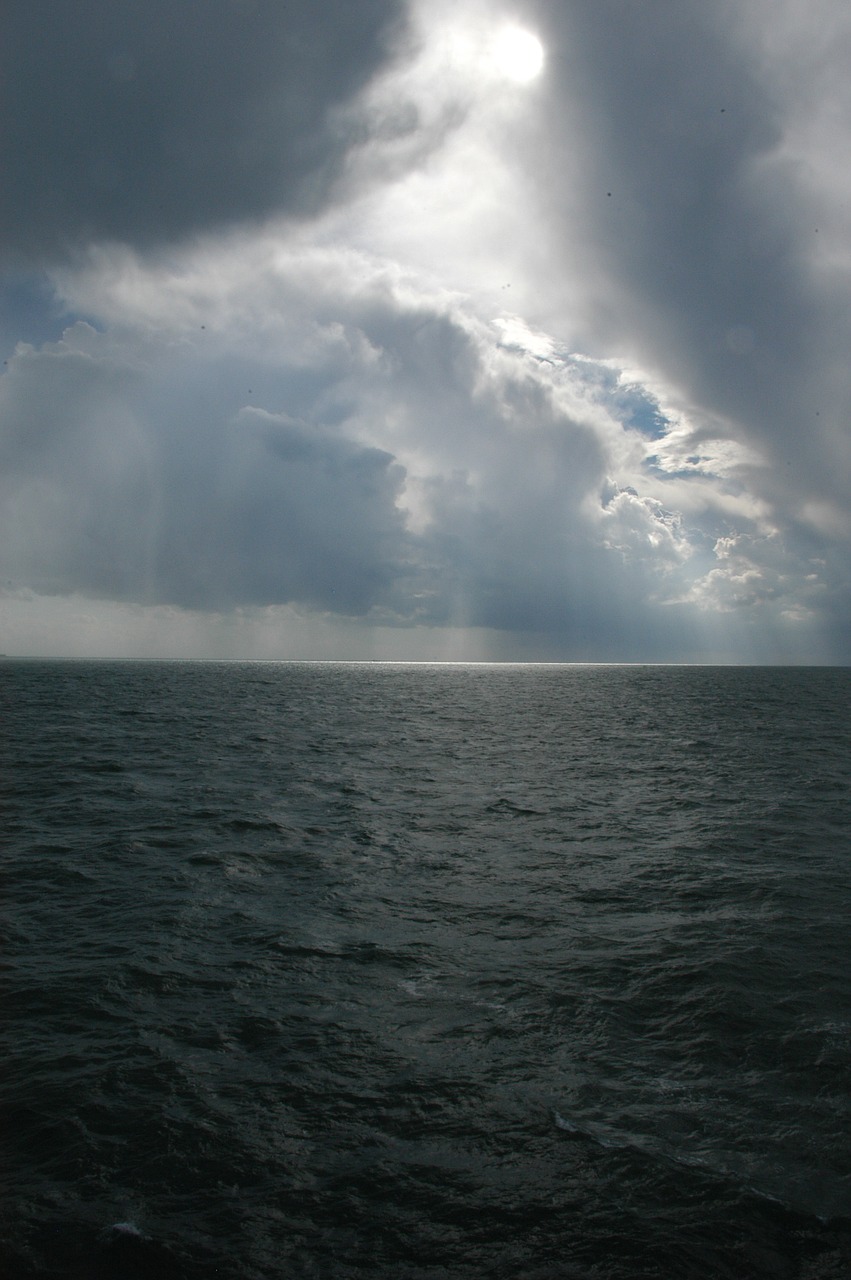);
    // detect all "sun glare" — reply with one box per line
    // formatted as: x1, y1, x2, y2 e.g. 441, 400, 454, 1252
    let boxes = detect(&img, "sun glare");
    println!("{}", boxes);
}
490, 26, 544, 83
